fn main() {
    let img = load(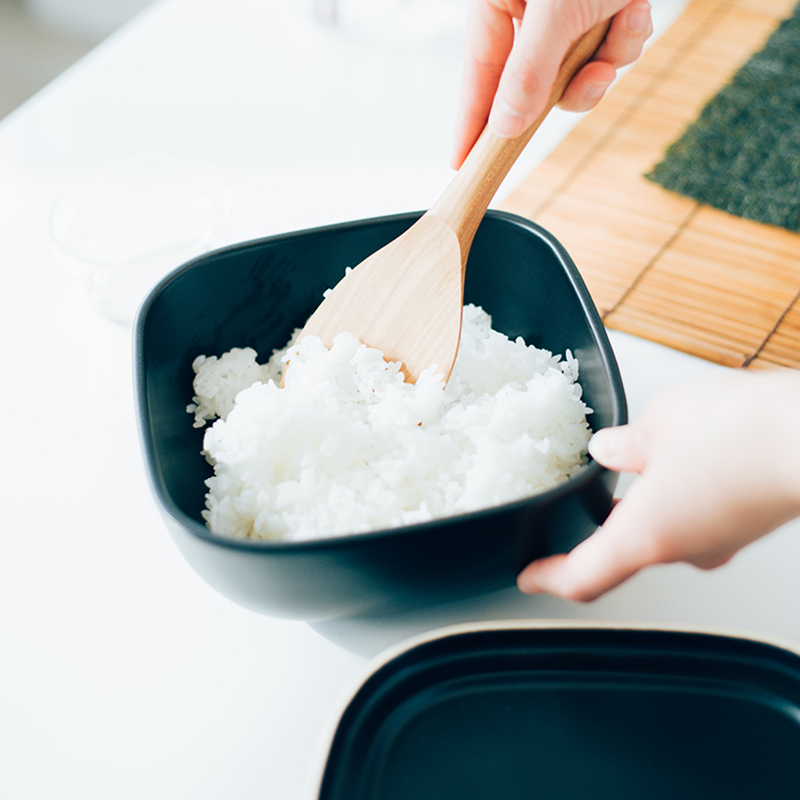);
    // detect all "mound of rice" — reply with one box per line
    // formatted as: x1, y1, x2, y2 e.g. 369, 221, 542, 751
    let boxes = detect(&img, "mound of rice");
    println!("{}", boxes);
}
187, 304, 592, 541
